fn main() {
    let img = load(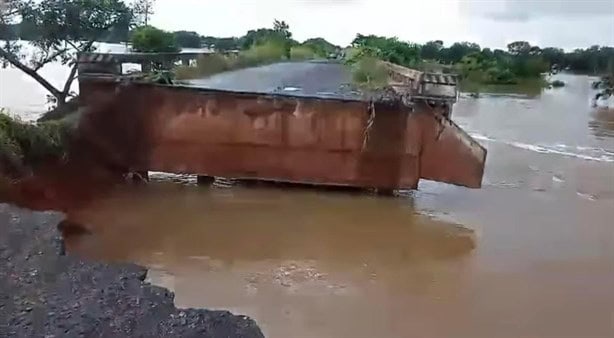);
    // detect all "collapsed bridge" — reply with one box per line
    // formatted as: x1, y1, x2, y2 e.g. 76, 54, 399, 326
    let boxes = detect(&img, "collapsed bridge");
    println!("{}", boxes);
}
75, 53, 486, 191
